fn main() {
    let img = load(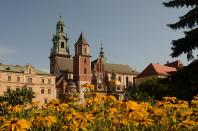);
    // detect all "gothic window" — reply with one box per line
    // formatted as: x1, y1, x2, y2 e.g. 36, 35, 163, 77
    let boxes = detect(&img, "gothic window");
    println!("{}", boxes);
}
61, 42, 64, 48
61, 27, 63, 32
84, 68, 87, 74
